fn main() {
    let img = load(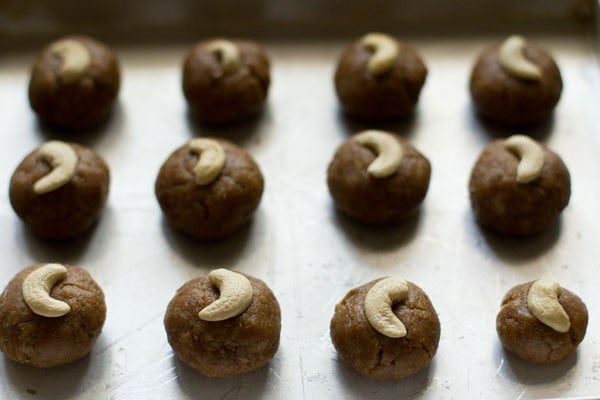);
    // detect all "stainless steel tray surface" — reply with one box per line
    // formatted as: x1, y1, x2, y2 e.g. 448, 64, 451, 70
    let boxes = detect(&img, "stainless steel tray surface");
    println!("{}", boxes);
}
0, 33, 599, 399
